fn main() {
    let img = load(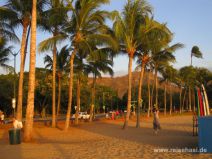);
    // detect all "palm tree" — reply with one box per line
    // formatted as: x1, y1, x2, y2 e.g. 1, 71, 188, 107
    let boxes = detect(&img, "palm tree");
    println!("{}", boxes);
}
44, 46, 70, 117
0, 0, 46, 121
0, 39, 12, 69
189, 46, 202, 111
135, 17, 176, 127
151, 41, 183, 108
191, 46, 202, 66
73, 49, 88, 125
38, 0, 69, 128
23, 0, 37, 142
113, 0, 152, 129
86, 50, 114, 122
62, 0, 117, 131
